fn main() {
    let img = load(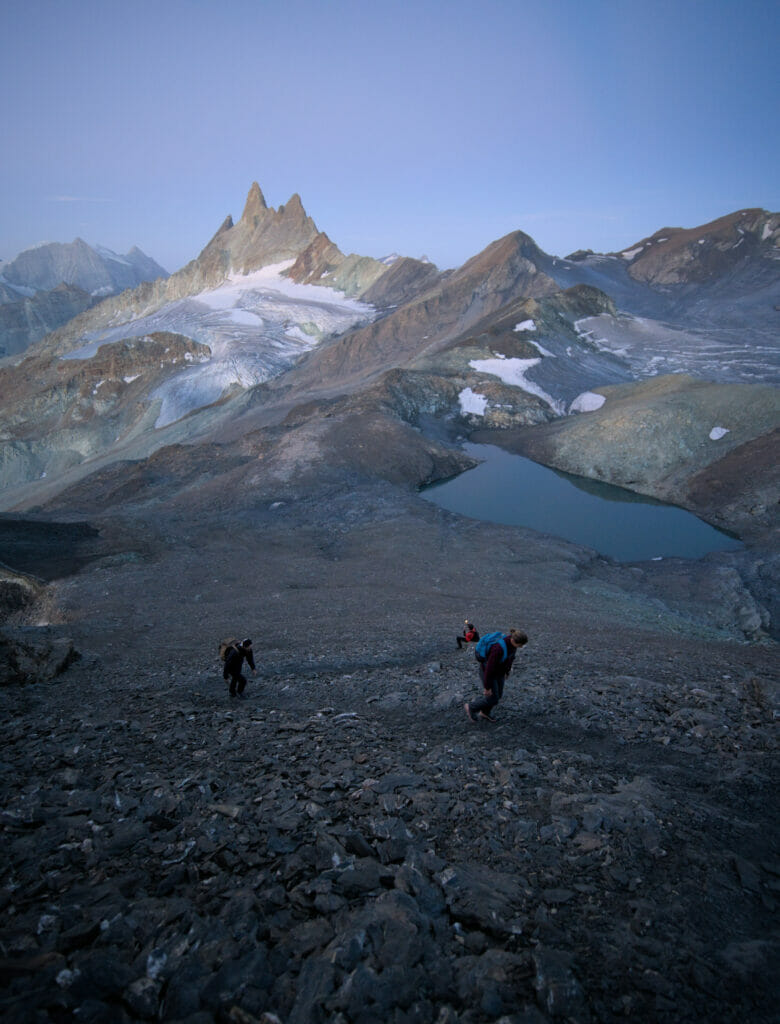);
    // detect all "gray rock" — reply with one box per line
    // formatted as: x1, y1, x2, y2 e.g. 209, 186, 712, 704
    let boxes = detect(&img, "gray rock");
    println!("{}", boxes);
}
533, 947, 585, 1018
